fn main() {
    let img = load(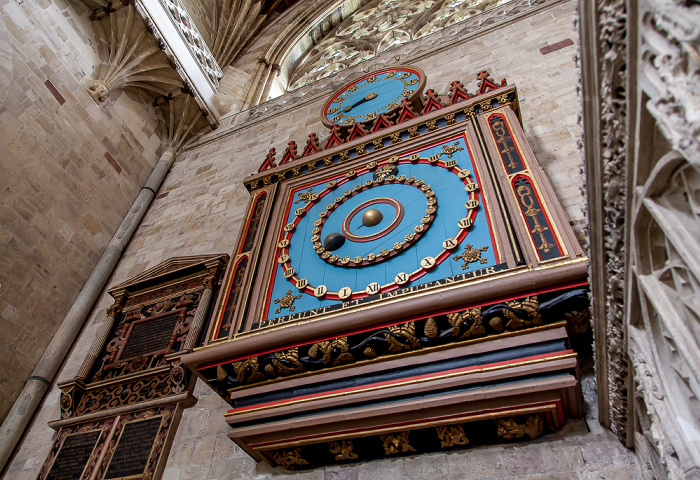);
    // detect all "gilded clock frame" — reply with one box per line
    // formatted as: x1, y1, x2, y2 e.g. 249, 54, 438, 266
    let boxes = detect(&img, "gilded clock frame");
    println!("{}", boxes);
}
202, 93, 584, 351
320, 65, 427, 128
